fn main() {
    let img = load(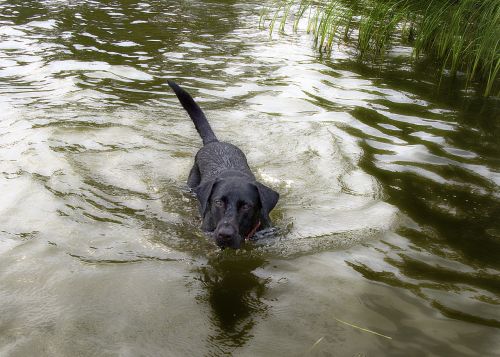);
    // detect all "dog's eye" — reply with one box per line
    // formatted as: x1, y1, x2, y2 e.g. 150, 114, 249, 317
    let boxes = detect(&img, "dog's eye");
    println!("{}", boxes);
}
214, 199, 224, 207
